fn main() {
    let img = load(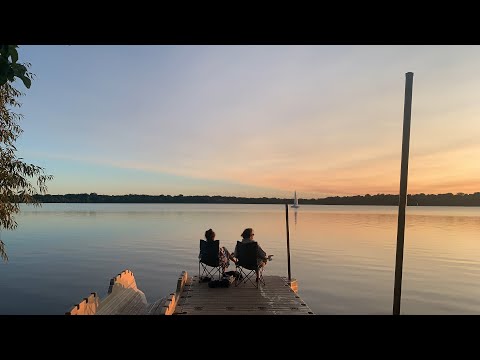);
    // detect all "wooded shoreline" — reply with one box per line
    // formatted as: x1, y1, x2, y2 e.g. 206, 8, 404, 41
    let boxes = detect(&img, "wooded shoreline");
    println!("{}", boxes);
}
32, 192, 480, 207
